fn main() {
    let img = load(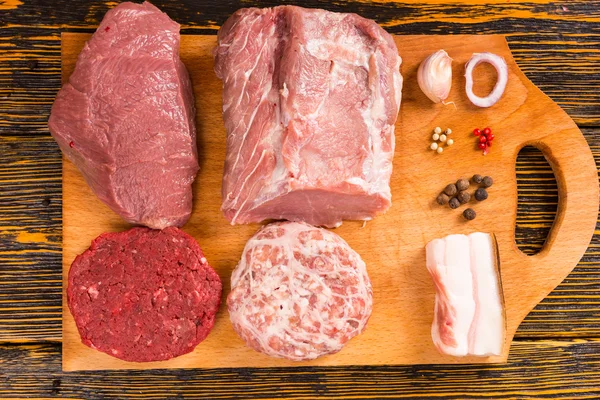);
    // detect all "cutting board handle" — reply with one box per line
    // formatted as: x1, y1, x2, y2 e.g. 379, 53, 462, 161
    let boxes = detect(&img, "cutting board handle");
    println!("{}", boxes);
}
523, 130, 598, 262
478, 41, 600, 356
502, 126, 598, 328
